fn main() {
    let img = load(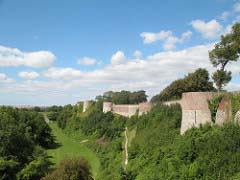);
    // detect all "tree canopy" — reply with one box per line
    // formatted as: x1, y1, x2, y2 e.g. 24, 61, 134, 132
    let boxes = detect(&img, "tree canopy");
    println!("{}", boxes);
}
209, 23, 240, 90
96, 90, 147, 104
151, 68, 215, 103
